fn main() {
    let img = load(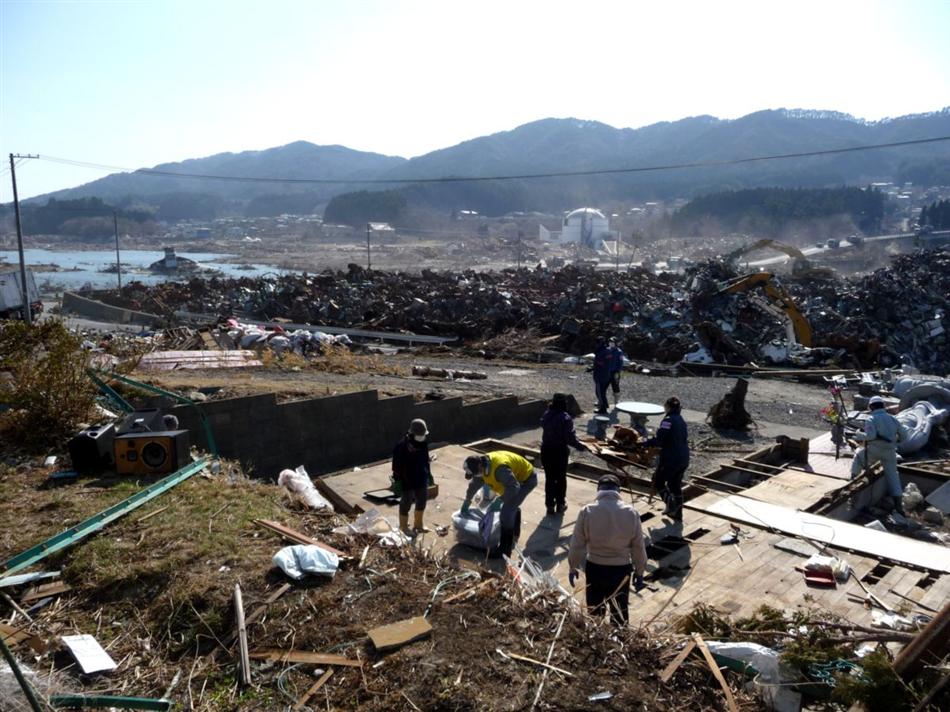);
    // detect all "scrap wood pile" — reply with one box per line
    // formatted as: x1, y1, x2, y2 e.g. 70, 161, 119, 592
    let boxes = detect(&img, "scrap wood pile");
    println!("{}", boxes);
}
673, 603, 949, 712
85, 249, 950, 372
0, 458, 757, 712
584, 426, 659, 470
